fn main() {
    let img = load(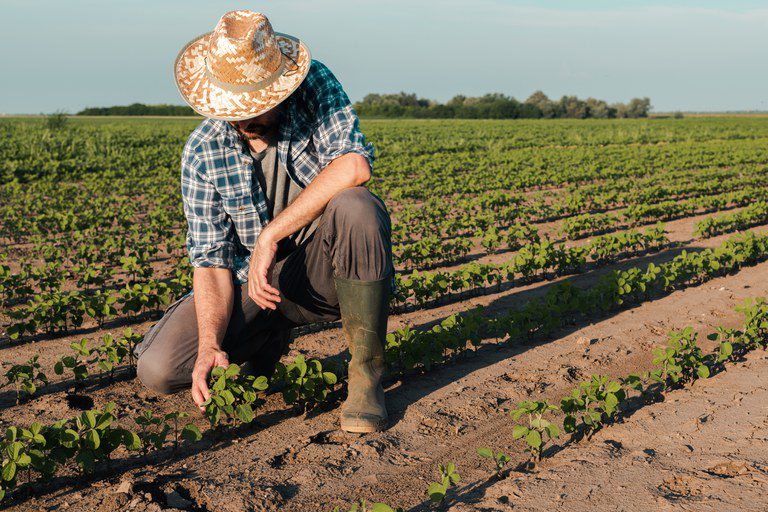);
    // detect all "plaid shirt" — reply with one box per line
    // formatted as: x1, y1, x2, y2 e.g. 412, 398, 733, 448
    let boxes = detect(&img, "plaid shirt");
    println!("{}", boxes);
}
181, 59, 375, 284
